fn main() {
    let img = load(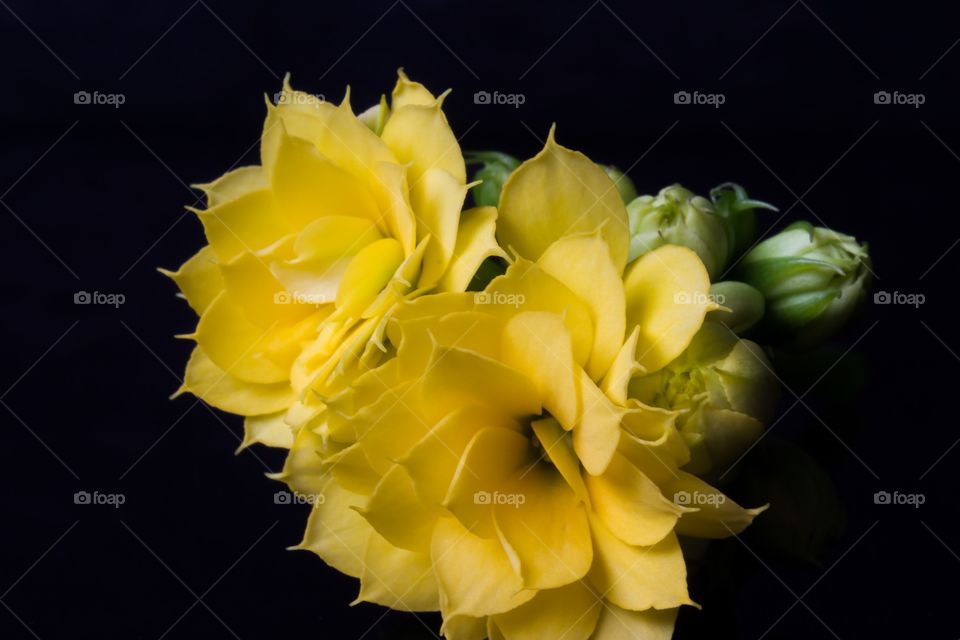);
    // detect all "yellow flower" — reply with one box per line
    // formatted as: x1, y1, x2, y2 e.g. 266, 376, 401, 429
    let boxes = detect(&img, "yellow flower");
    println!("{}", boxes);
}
278, 130, 765, 639
162, 71, 505, 445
